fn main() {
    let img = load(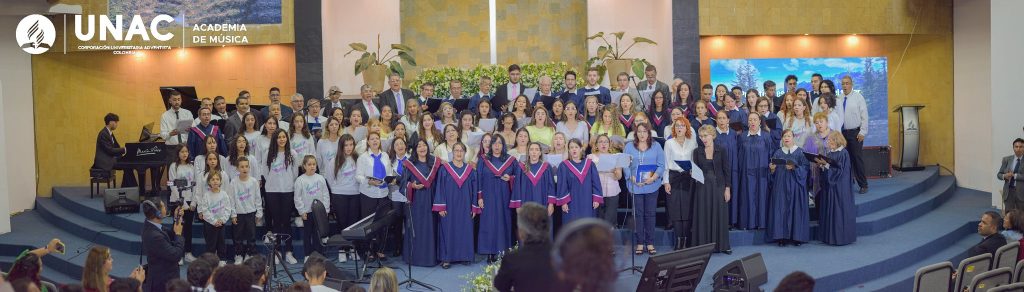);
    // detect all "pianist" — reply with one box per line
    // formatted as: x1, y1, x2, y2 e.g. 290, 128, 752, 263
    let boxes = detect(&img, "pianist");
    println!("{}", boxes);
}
91, 113, 125, 173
